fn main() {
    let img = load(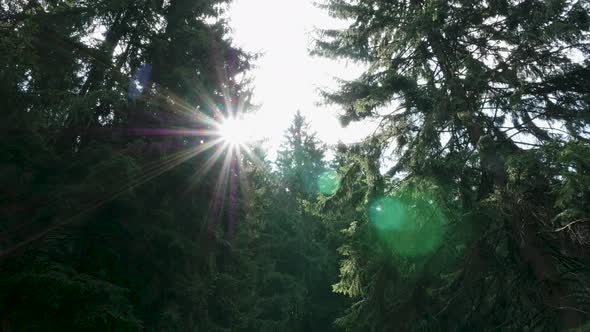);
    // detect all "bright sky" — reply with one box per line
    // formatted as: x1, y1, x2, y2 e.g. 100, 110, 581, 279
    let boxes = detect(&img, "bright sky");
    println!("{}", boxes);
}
227, 0, 375, 158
